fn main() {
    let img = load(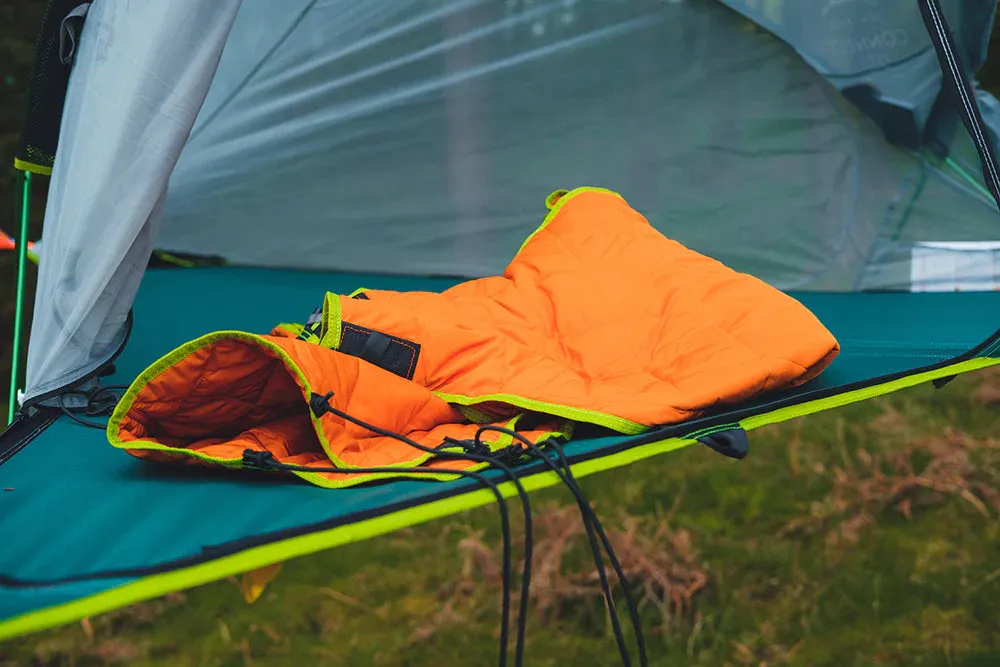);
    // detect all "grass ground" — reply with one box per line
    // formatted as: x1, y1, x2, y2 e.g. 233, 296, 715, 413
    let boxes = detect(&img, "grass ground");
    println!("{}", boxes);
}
2, 367, 999, 666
